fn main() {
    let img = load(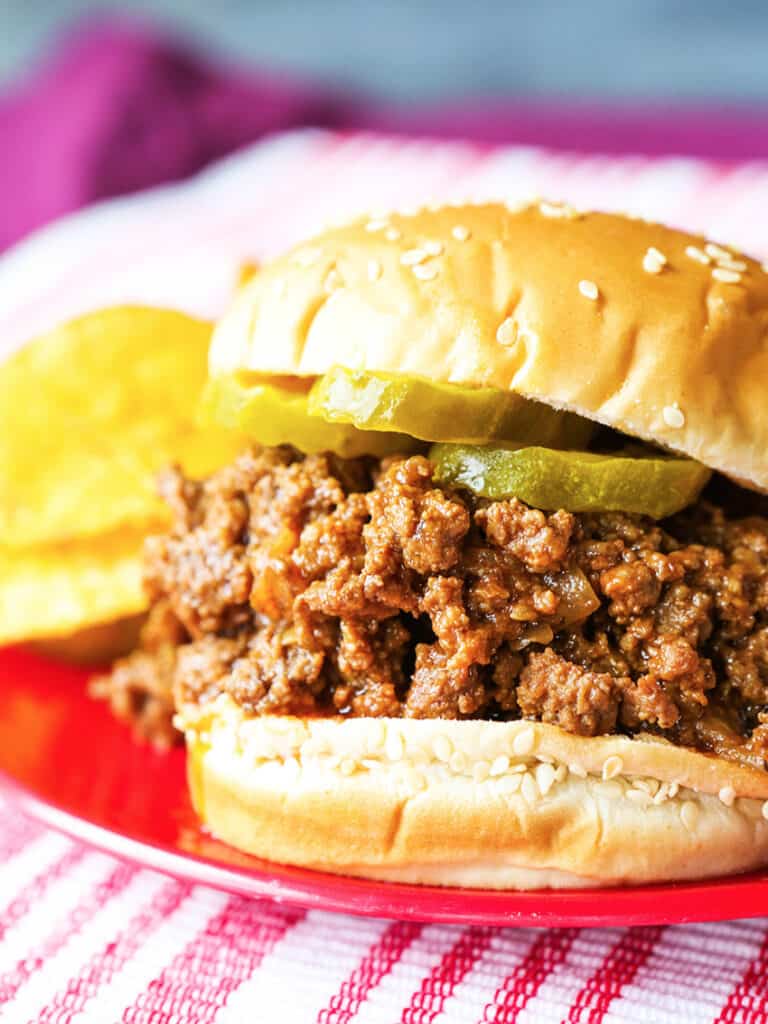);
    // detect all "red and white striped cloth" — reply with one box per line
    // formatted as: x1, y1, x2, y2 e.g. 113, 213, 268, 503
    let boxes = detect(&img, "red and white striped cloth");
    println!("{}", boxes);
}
3, 130, 768, 1022
1, 793, 768, 1022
